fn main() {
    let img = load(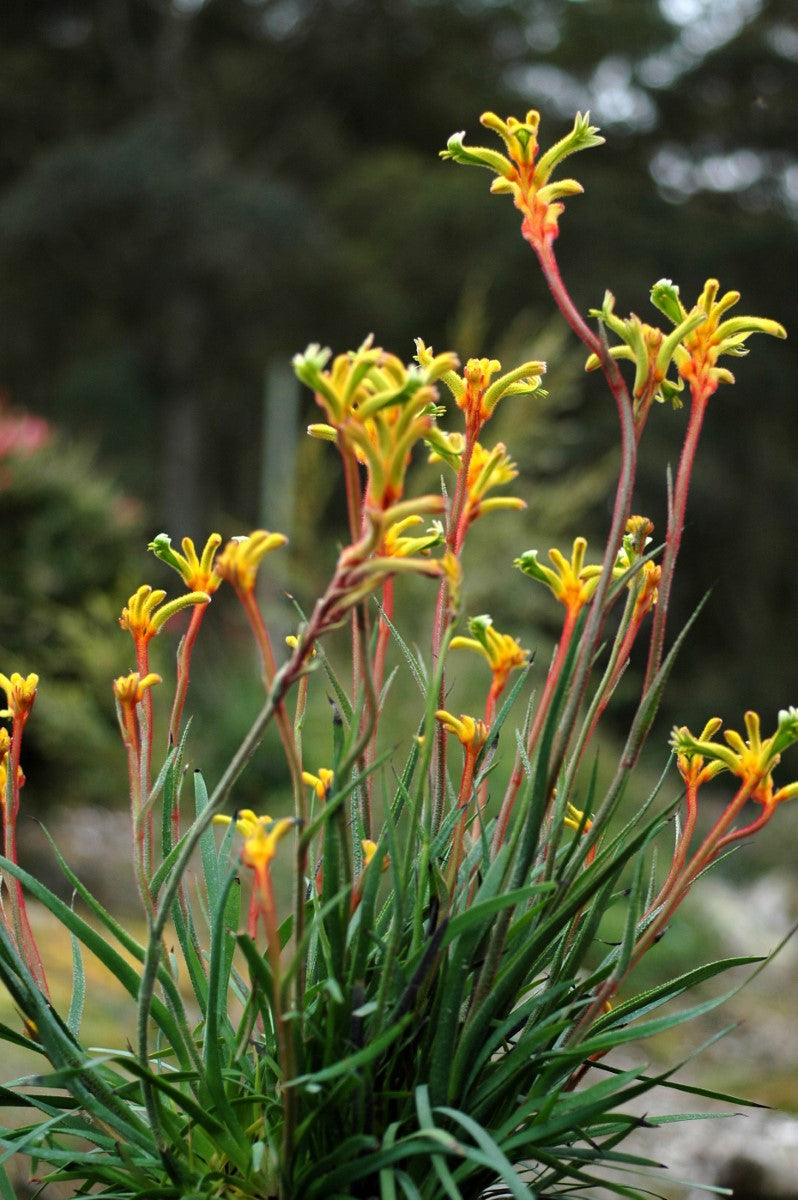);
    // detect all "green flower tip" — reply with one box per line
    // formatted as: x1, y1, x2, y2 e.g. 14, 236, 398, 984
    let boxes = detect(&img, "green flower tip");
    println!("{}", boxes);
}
148, 532, 183, 573
650, 279, 684, 325
292, 343, 332, 387
773, 706, 798, 756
